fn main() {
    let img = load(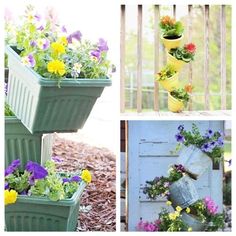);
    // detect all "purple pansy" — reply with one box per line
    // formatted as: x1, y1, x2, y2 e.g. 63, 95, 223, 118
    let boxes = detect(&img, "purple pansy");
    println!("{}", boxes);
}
5, 182, 9, 190
71, 175, 81, 182
5, 159, 21, 176
26, 161, 48, 184
97, 38, 109, 52
67, 30, 82, 43
91, 50, 101, 59
175, 133, 185, 143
